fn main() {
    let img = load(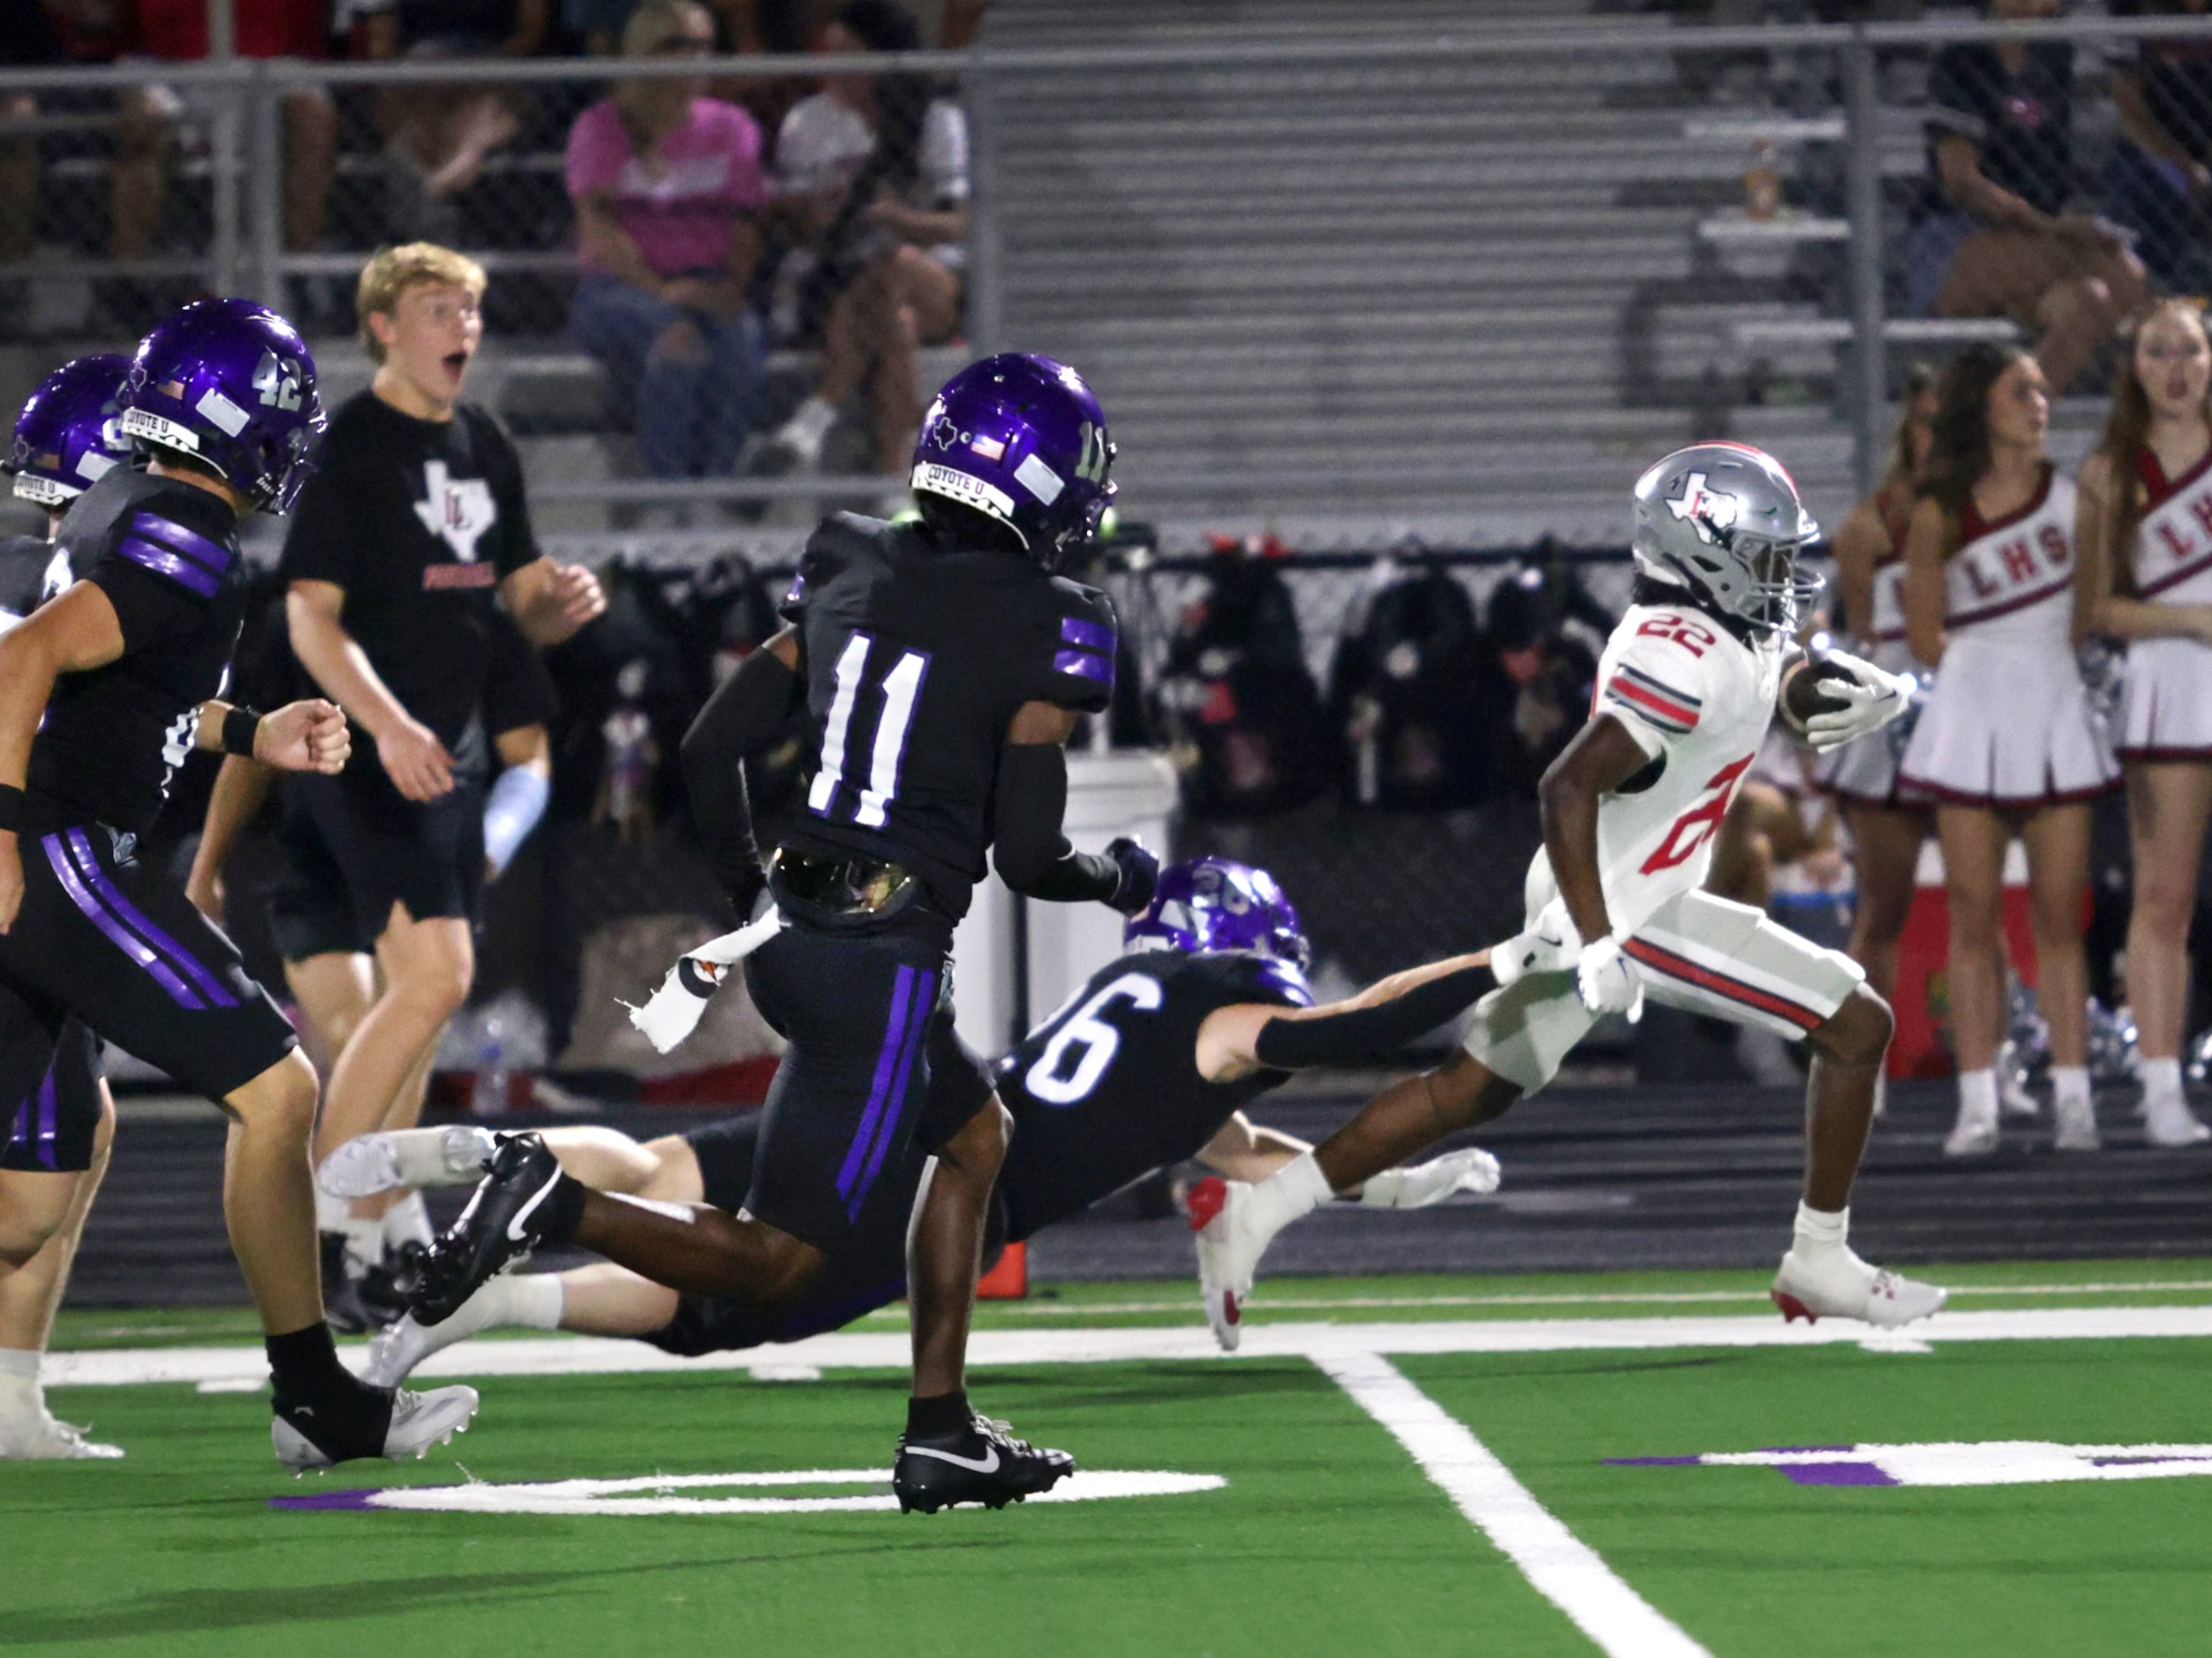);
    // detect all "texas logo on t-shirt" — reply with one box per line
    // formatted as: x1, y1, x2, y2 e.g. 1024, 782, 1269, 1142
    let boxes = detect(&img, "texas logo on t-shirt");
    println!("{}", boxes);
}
414, 460, 498, 564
